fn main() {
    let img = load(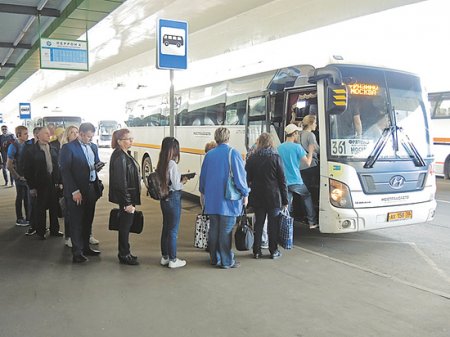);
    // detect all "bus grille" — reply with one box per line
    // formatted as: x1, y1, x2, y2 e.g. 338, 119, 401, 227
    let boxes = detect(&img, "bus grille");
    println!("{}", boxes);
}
359, 172, 427, 194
